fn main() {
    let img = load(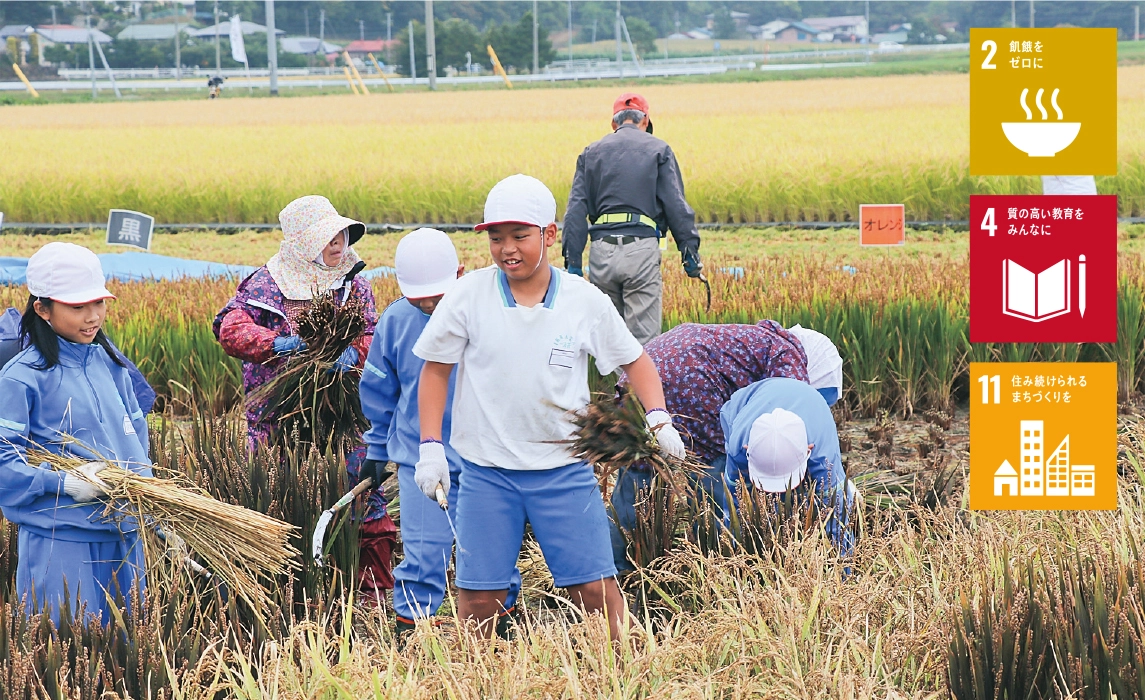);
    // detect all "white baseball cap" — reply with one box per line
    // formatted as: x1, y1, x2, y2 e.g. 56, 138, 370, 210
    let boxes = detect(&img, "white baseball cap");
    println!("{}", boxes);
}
394, 228, 460, 299
26, 242, 115, 305
787, 325, 843, 395
475, 174, 556, 232
746, 408, 811, 493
